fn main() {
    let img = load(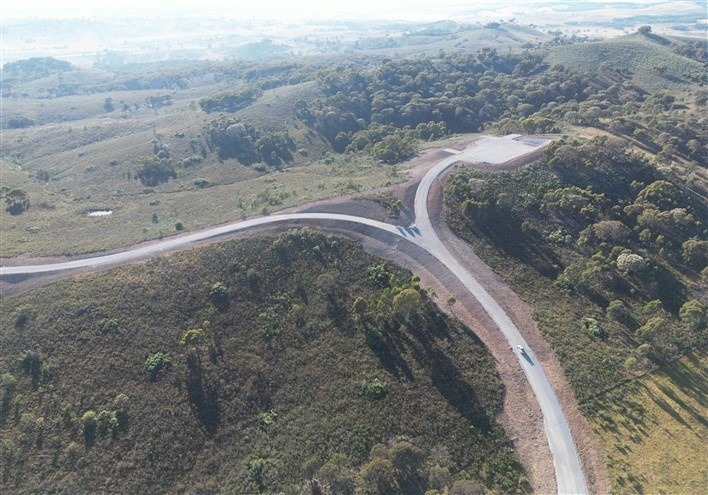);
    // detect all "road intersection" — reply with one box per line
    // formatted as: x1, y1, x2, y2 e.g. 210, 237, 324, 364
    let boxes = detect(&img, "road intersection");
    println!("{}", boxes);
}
1, 135, 588, 494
